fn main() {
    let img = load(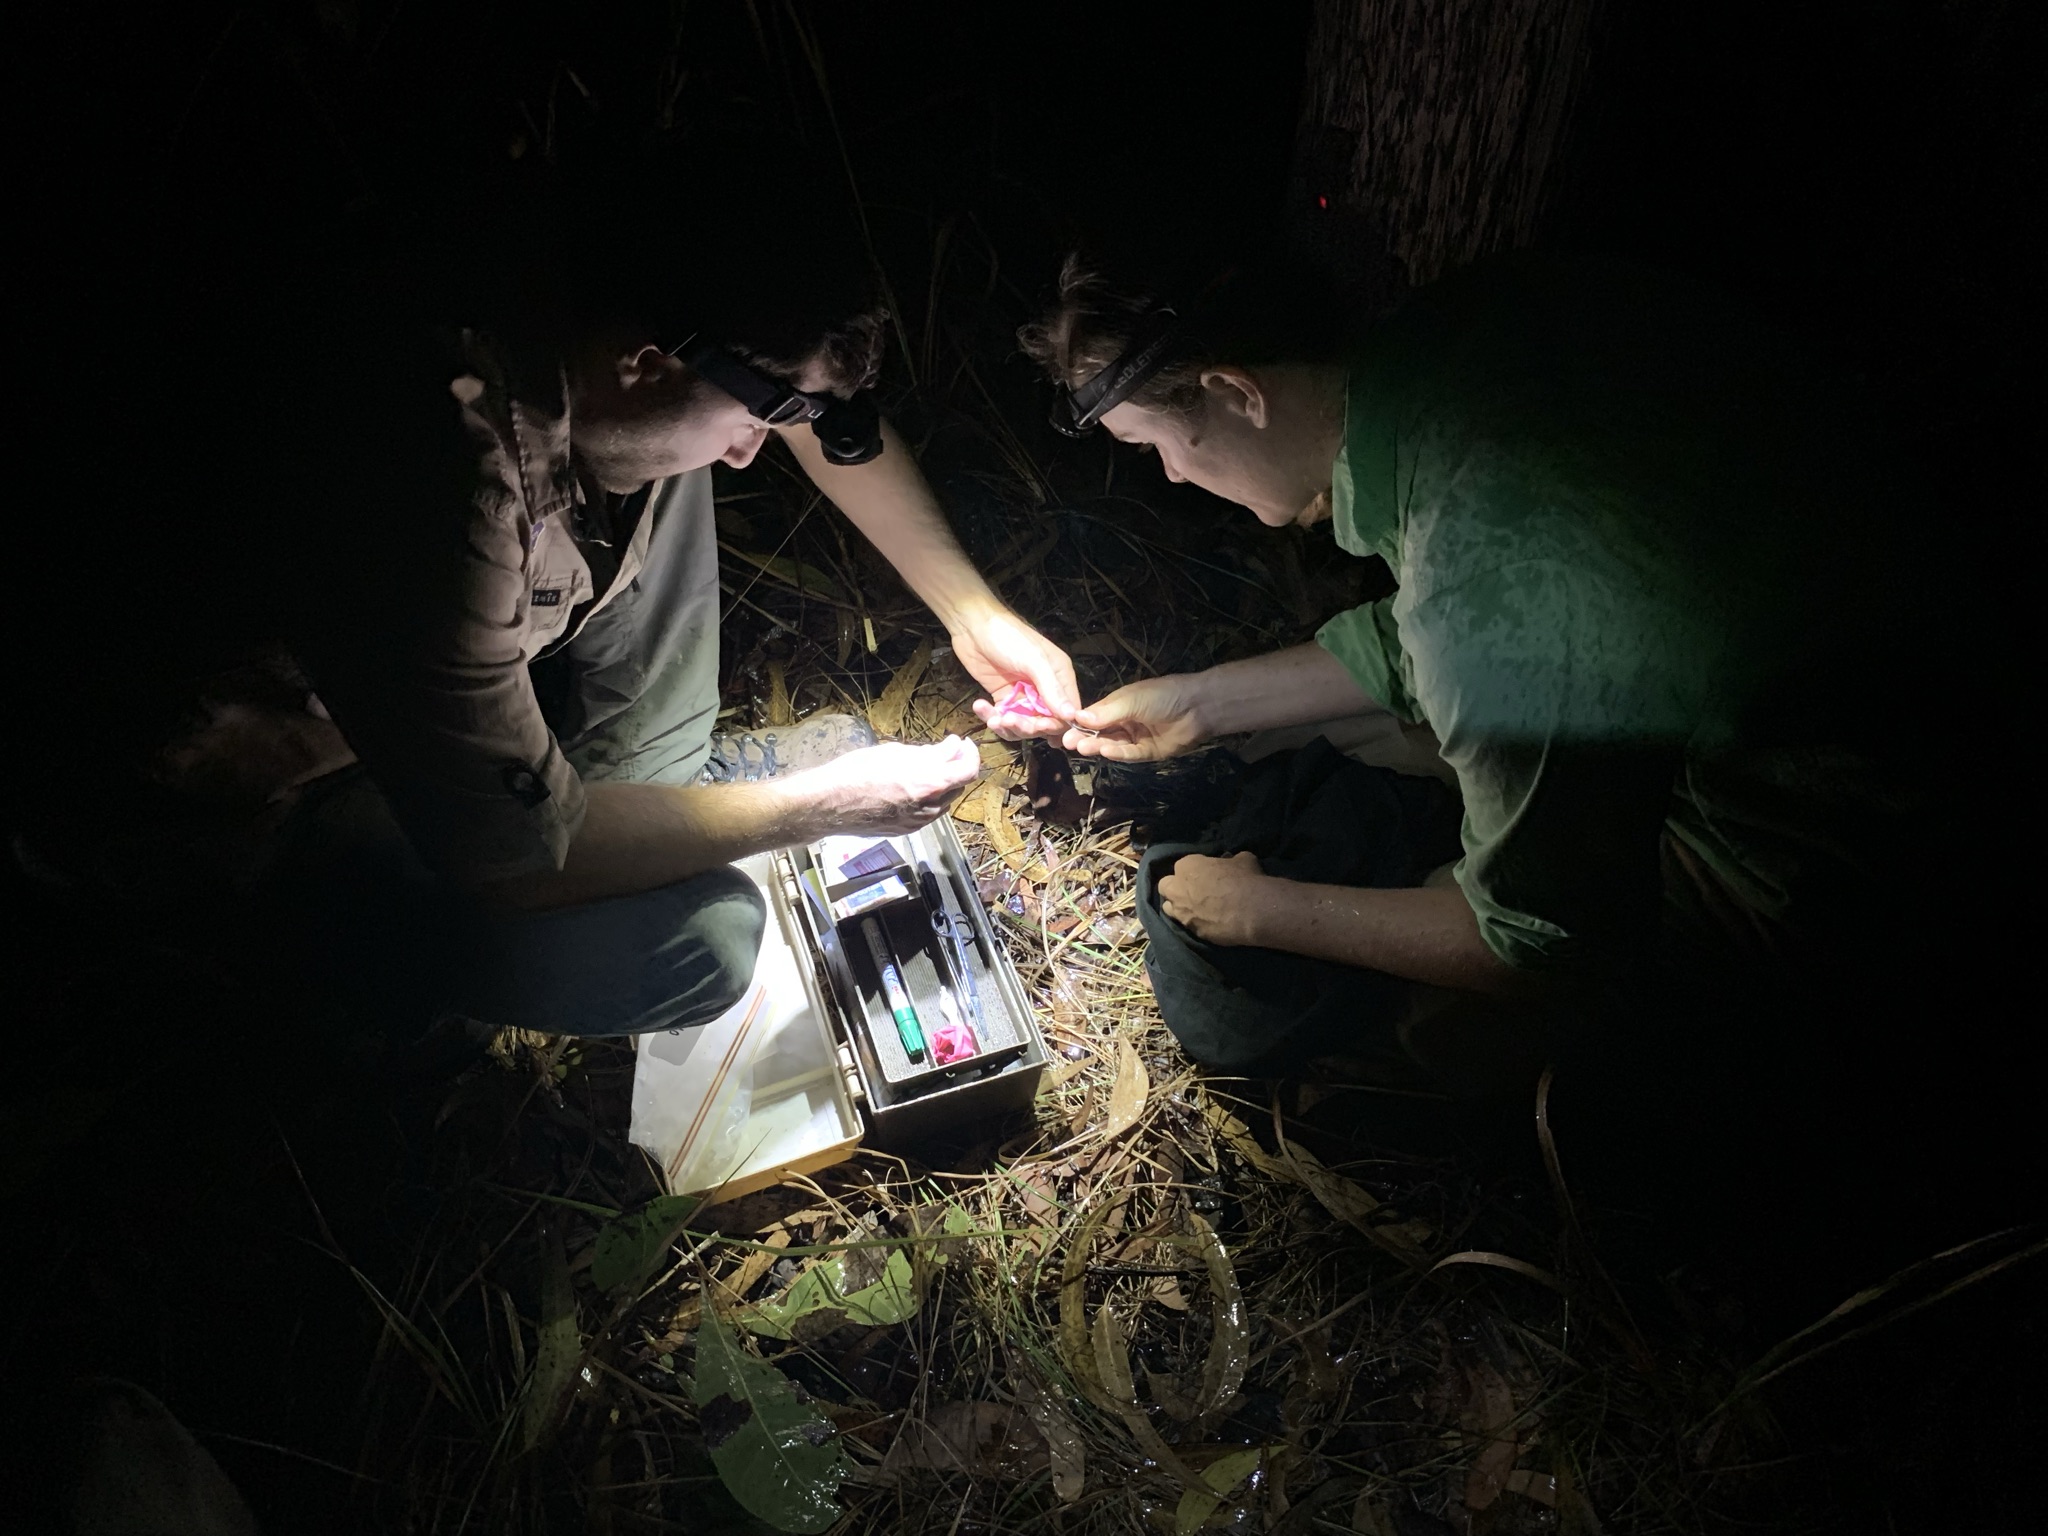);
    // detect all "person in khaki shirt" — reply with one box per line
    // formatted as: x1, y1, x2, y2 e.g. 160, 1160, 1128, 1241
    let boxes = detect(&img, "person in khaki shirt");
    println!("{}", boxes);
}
282, 172, 1077, 1040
